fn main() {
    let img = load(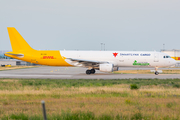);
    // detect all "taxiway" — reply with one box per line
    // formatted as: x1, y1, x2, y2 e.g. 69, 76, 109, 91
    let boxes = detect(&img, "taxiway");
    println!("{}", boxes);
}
0, 66, 180, 79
